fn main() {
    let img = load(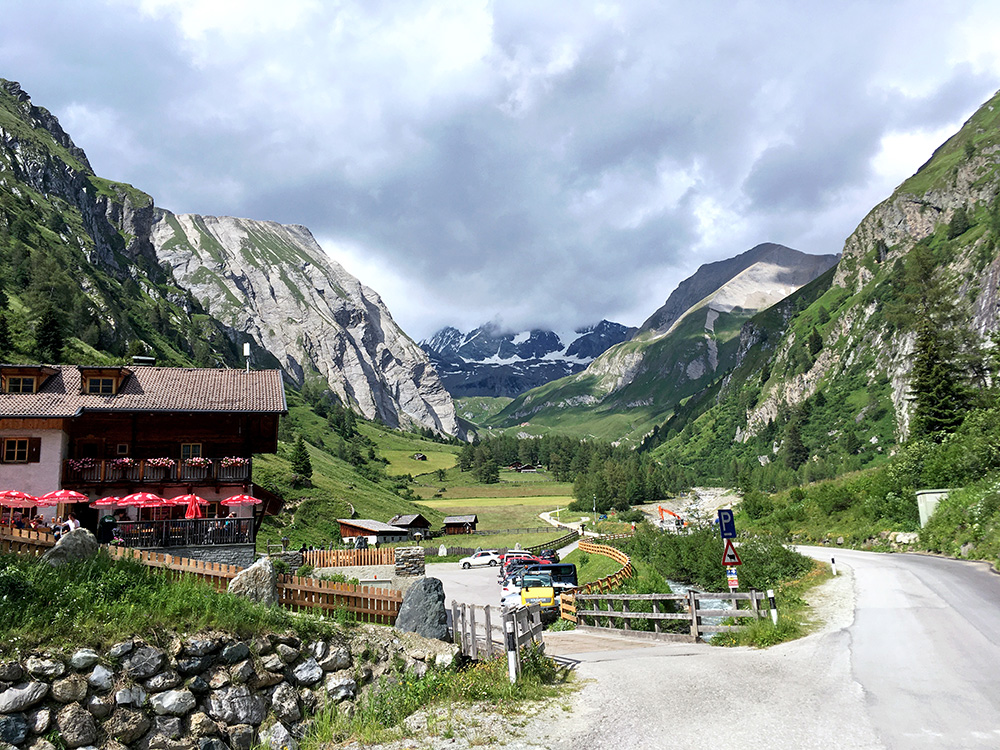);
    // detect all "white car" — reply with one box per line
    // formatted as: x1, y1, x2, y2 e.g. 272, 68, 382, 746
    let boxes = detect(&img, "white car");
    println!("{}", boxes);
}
459, 549, 502, 569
